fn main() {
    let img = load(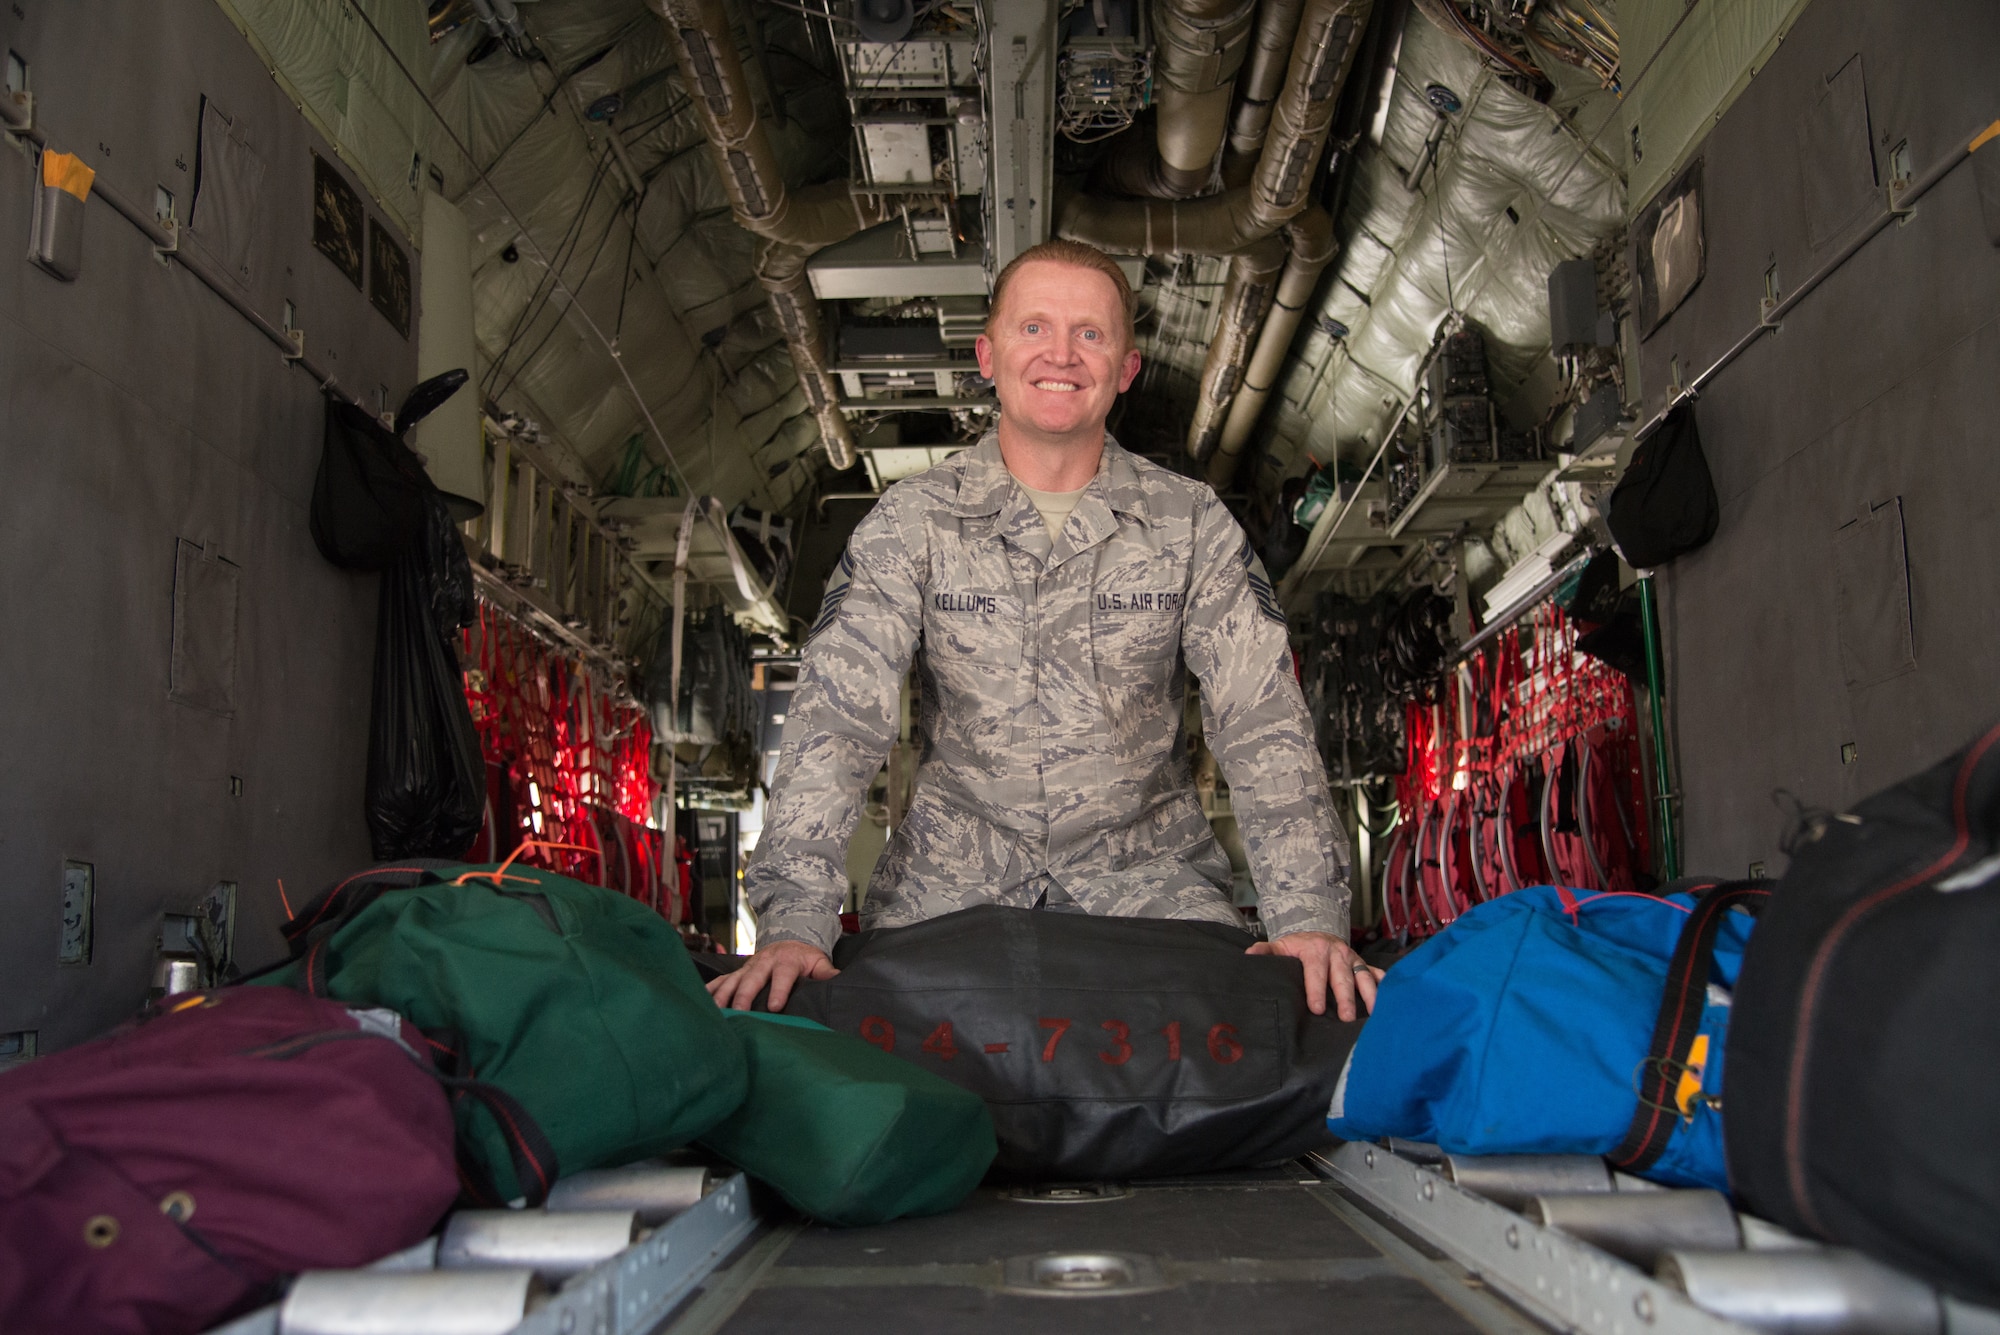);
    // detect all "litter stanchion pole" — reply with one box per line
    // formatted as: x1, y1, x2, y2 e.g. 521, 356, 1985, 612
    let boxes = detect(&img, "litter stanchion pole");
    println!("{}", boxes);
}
1636, 574, 1679, 881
